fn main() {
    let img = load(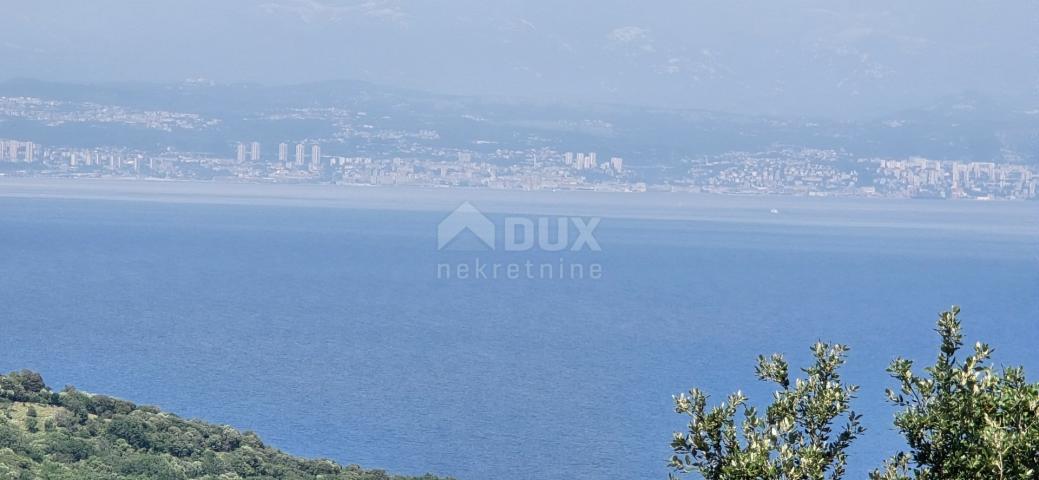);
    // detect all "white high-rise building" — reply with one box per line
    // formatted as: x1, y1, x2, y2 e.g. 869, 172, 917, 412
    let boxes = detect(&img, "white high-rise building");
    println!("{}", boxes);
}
295, 144, 305, 165
25, 143, 34, 162
610, 157, 624, 173
236, 143, 246, 163
250, 142, 261, 162
278, 143, 289, 164
7, 141, 18, 162
311, 144, 321, 169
